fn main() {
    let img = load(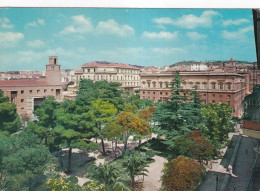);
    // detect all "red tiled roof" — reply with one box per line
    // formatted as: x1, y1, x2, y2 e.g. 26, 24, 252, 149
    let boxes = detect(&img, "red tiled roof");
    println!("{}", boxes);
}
81, 61, 140, 70
0, 79, 51, 87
